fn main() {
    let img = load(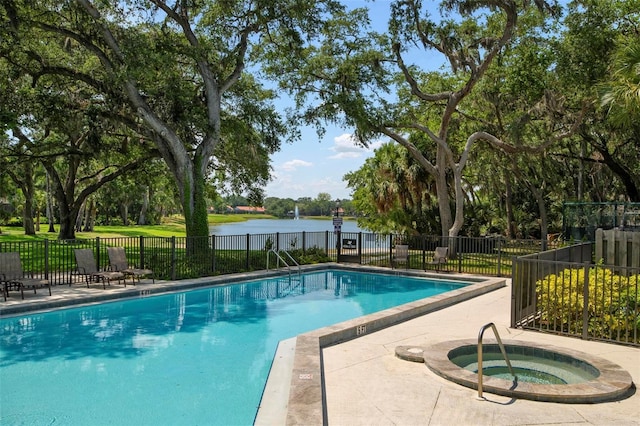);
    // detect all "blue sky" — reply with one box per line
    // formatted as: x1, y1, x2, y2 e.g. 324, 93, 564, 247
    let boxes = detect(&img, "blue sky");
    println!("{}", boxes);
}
263, 0, 454, 200
262, 0, 570, 201
263, 129, 383, 200
264, 1, 392, 201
